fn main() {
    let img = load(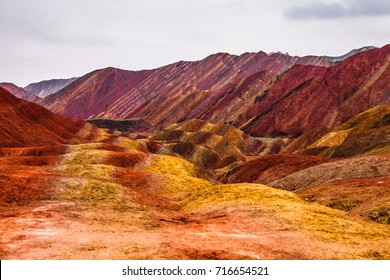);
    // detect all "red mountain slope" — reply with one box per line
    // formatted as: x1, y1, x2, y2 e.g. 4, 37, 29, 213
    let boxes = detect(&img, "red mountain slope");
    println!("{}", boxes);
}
239, 45, 390, 136
40, 67, 152, 119
0, 83, 36, 101
219, 154, 337, 184
37, 46, 389, 137
0, 87, 96, 147
39, 52, 333, 123
279, 105, 390, 156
